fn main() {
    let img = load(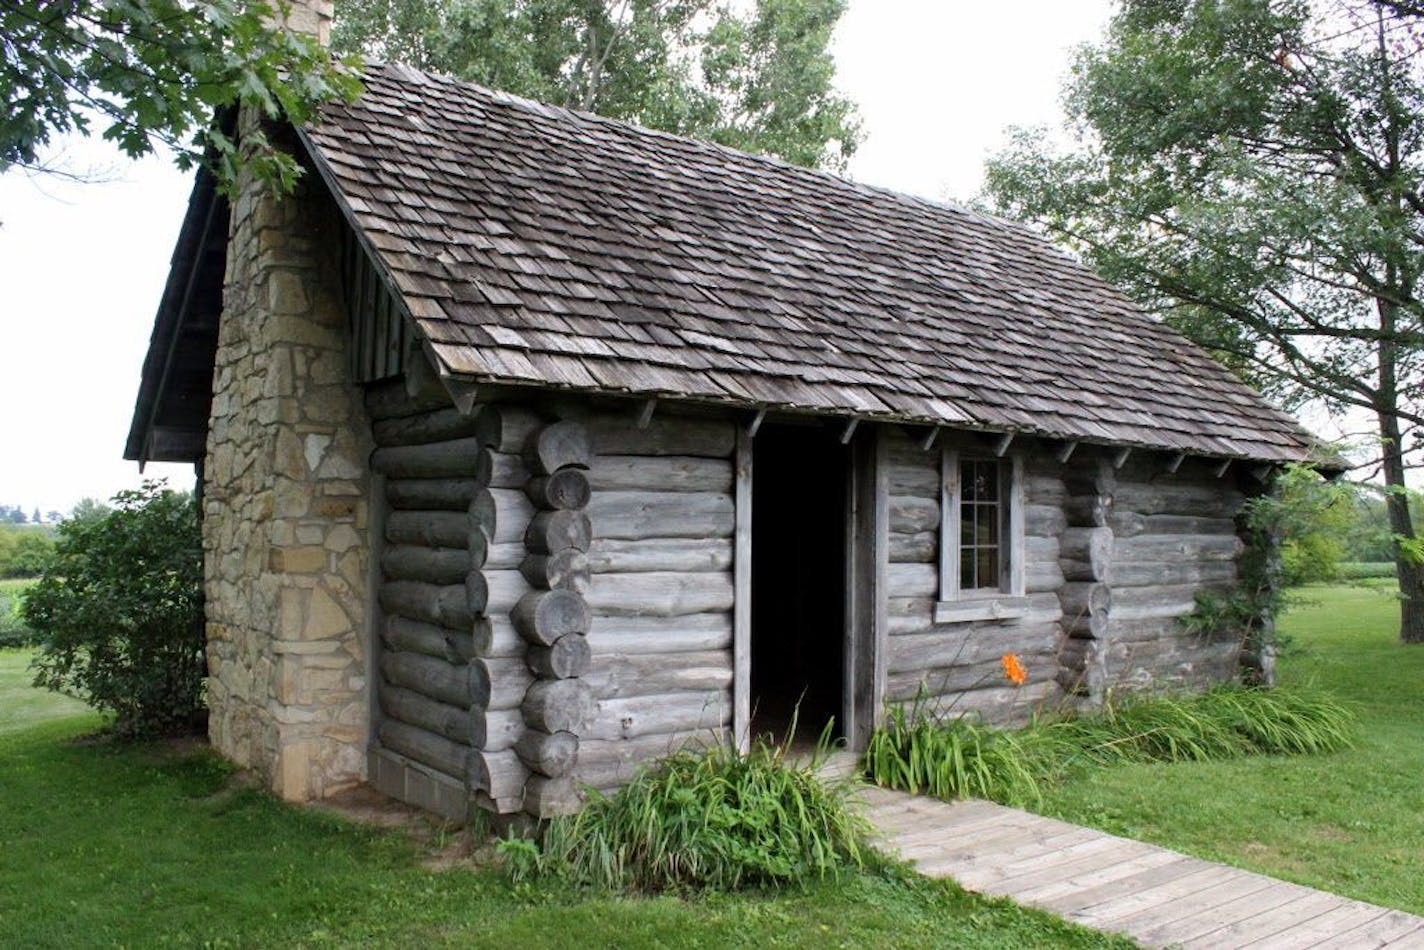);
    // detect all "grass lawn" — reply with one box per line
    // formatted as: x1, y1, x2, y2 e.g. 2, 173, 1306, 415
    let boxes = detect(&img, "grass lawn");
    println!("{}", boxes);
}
0, 651, 1123, 949
1037, 581, 1424, 916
